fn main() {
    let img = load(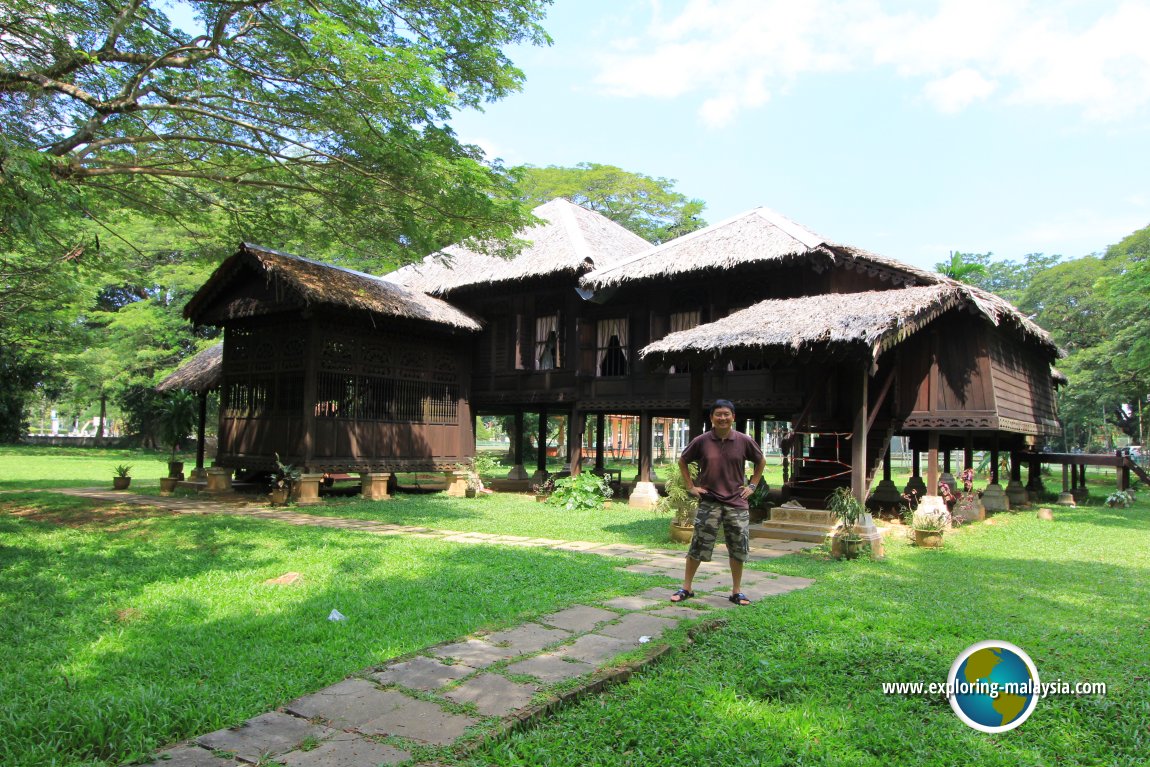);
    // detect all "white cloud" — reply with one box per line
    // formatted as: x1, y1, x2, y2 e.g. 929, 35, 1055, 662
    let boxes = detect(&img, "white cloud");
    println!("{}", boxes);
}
591, 0, 1150, 126
923, 69, 997, 113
